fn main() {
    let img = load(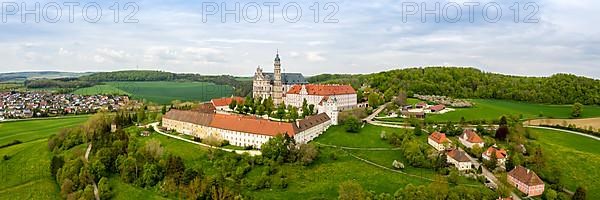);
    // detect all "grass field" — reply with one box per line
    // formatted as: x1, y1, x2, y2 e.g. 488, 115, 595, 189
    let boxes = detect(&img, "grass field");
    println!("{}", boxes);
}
530, 128, 600, 199
73, 84, 130, 96
425, 99, 600, 123
74, 81, 234, 104
130, 125, 489, 199
0, 117, 88, 199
